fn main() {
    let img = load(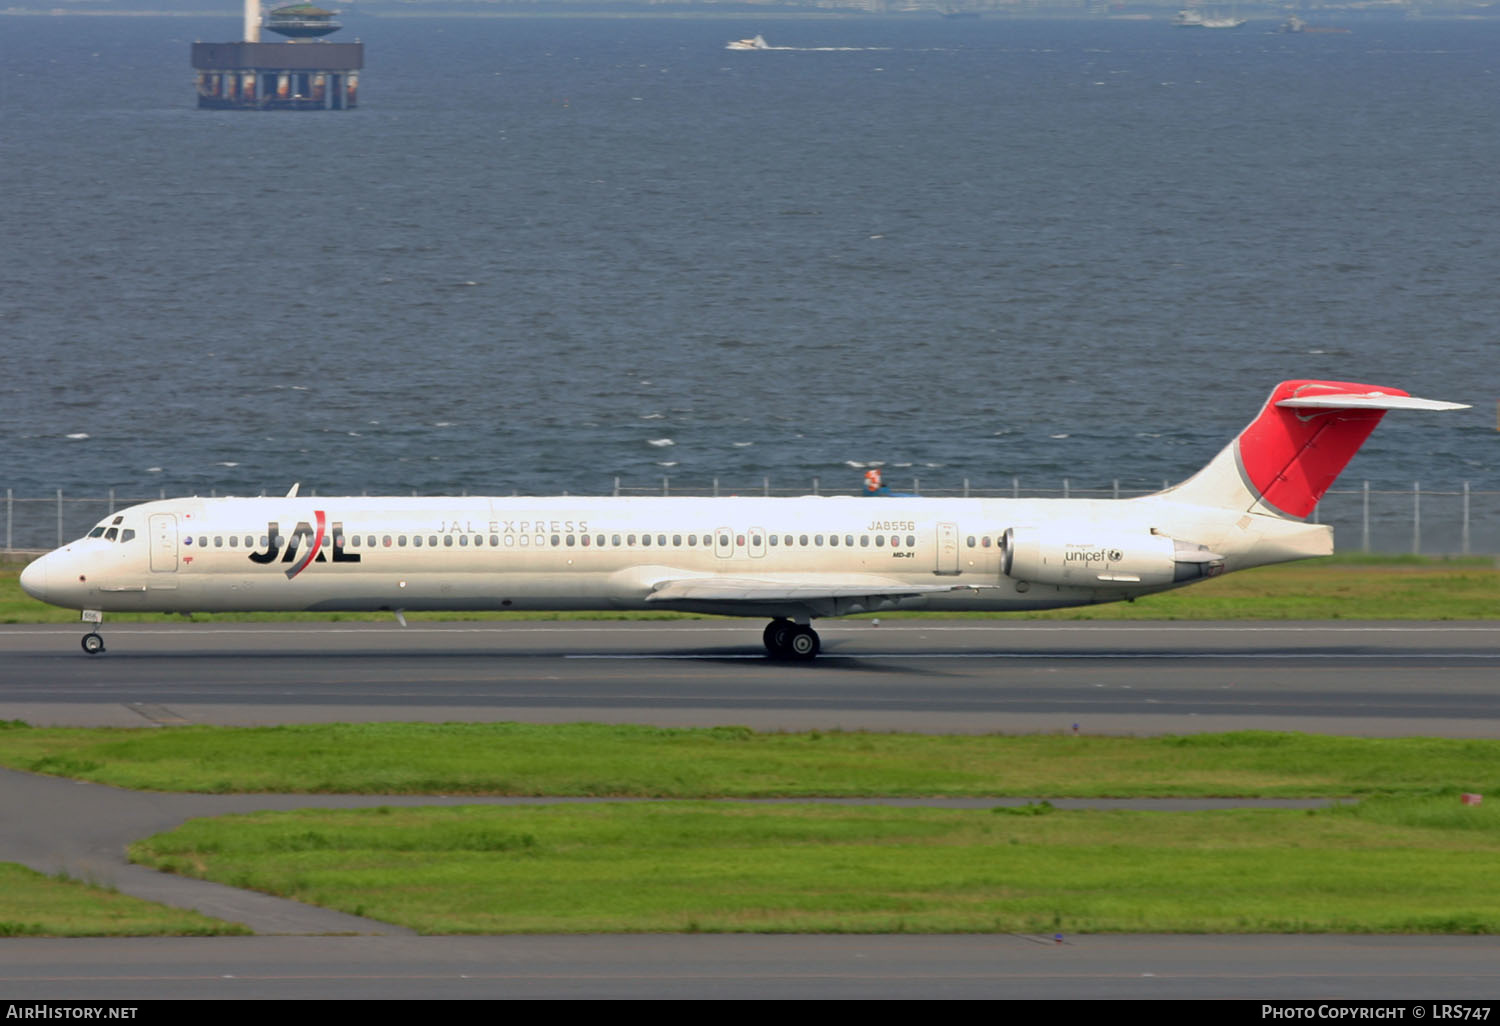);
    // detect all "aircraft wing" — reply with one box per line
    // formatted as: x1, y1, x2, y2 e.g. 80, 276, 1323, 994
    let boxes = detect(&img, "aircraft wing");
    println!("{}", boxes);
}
644, 575, 968, 619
